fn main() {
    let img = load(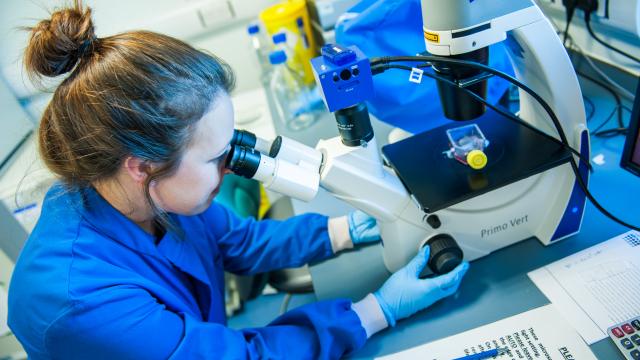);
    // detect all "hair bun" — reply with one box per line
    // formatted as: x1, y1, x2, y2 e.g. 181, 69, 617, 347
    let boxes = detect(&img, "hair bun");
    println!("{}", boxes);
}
24, 1, 97, 78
